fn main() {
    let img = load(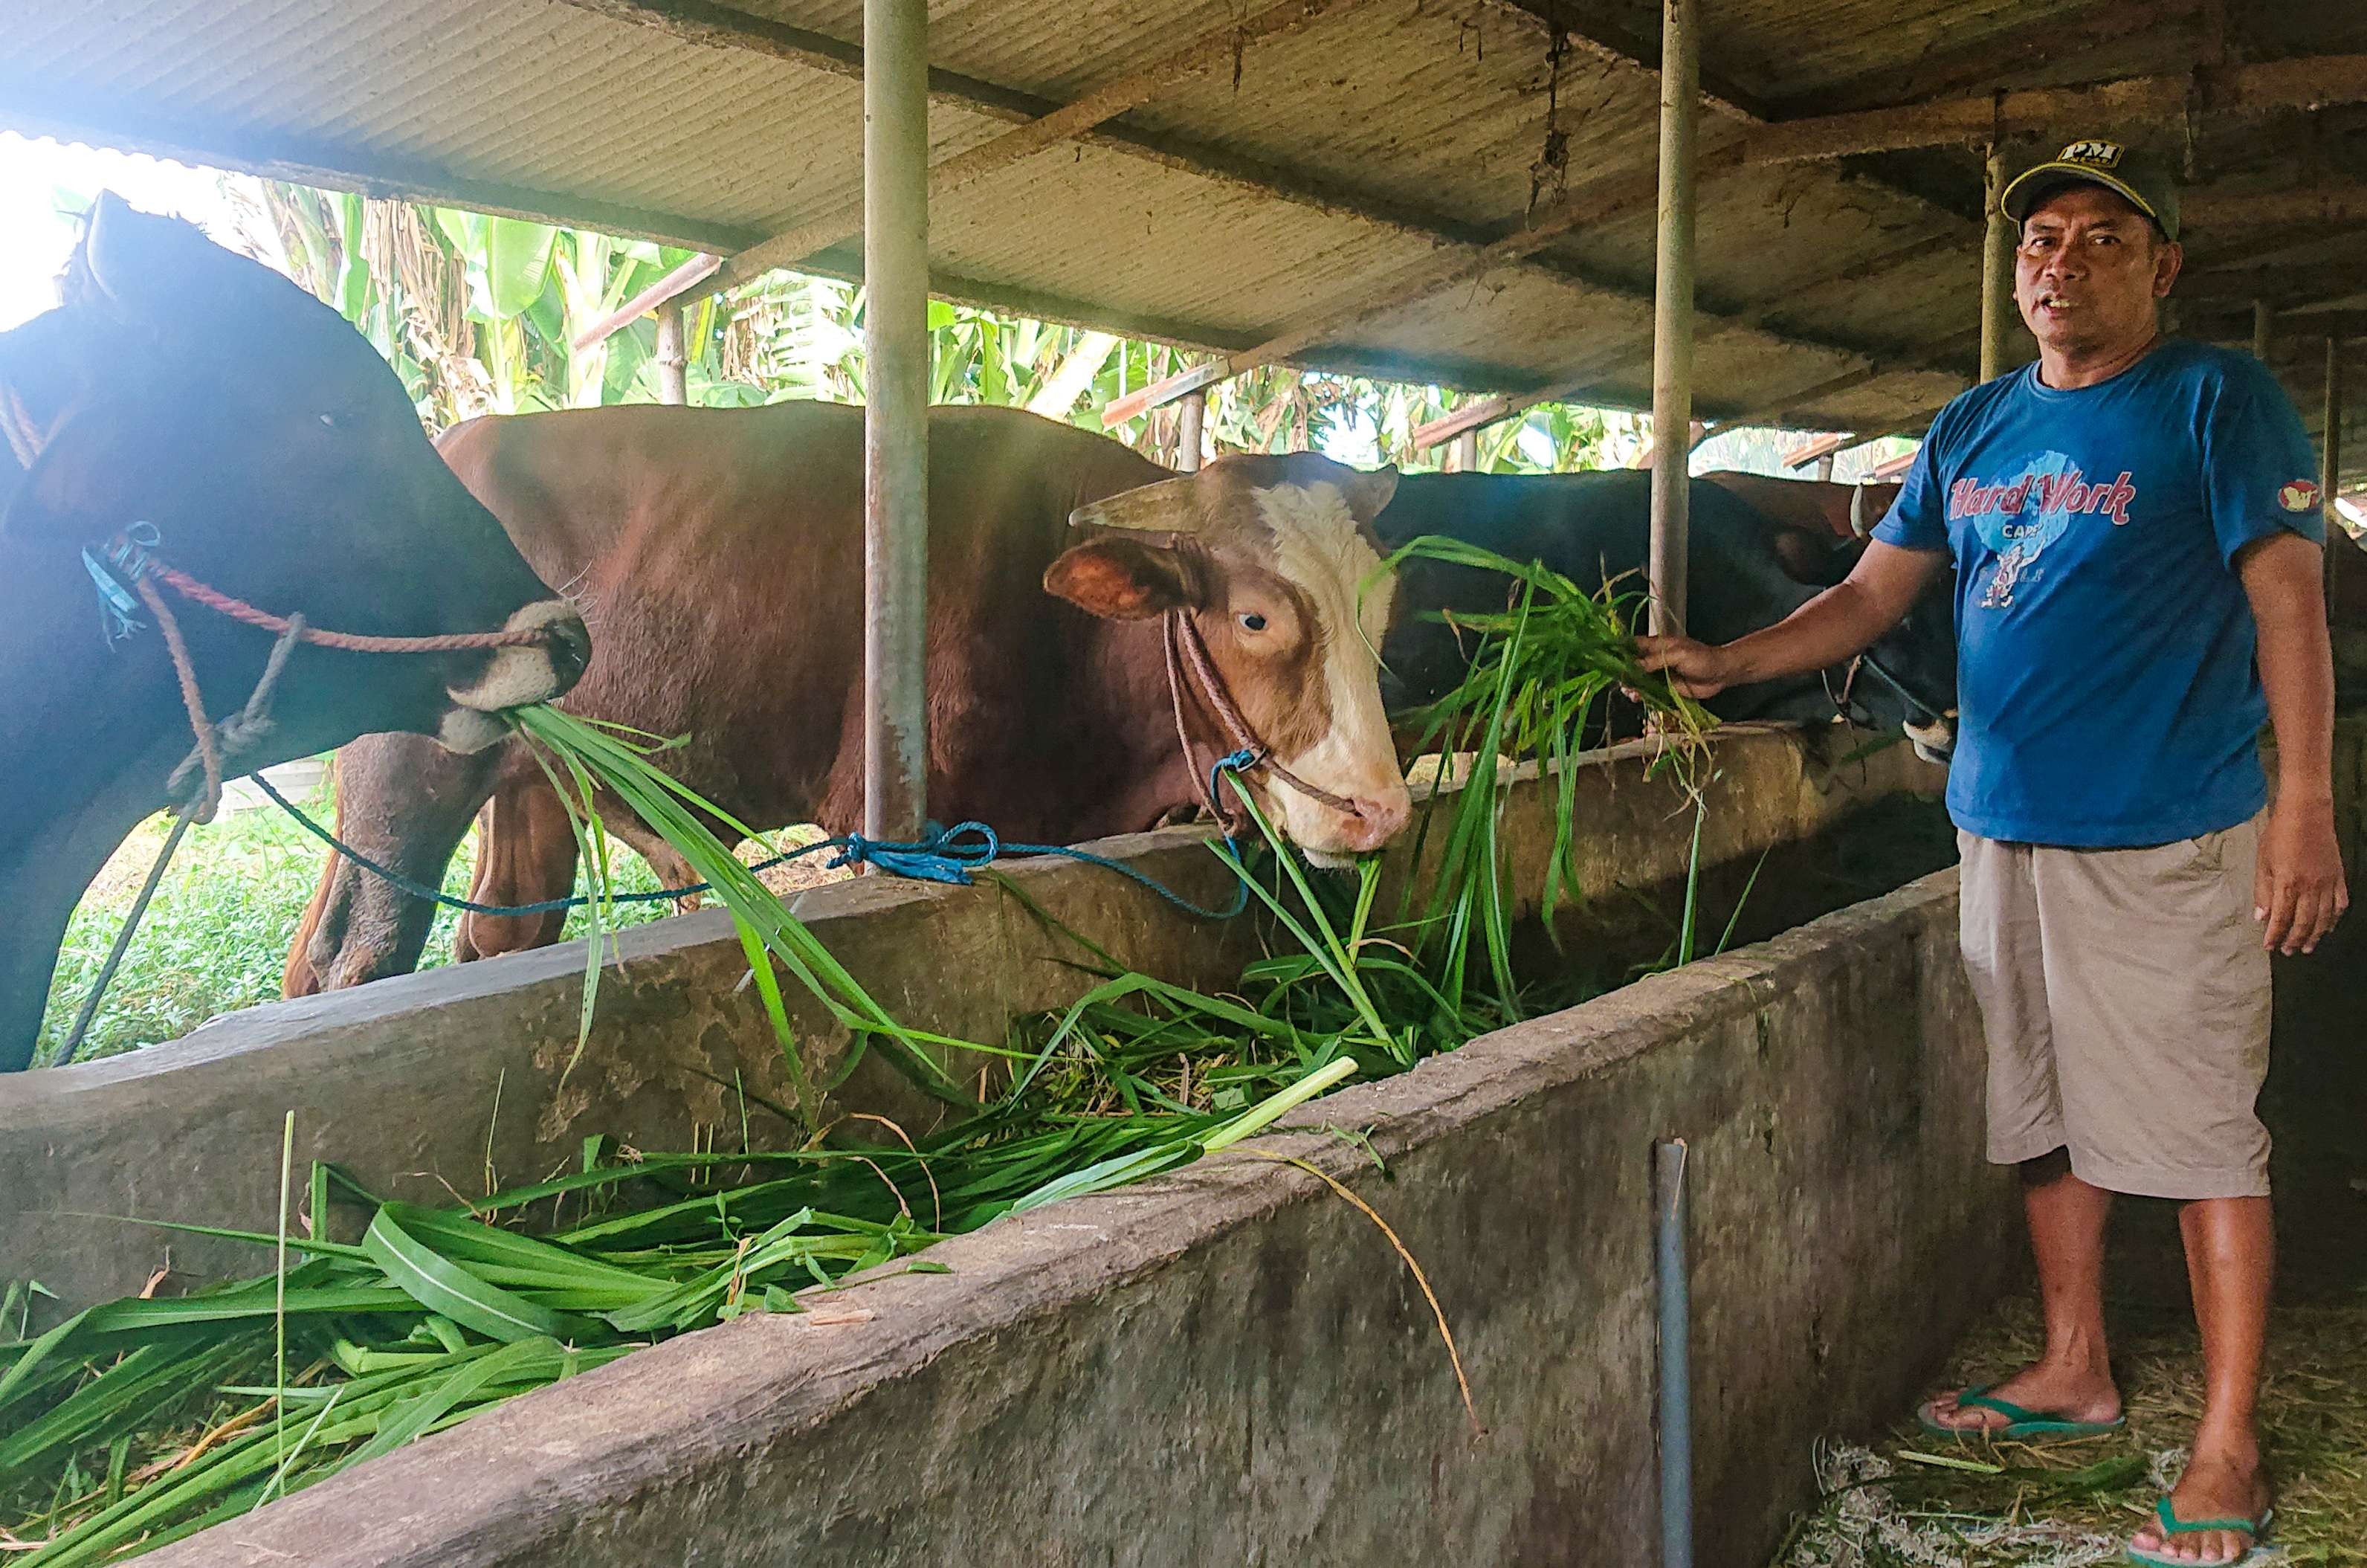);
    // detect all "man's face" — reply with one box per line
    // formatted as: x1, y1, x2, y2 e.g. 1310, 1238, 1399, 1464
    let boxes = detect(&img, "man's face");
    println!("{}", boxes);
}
2014, 184, 2182, 360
